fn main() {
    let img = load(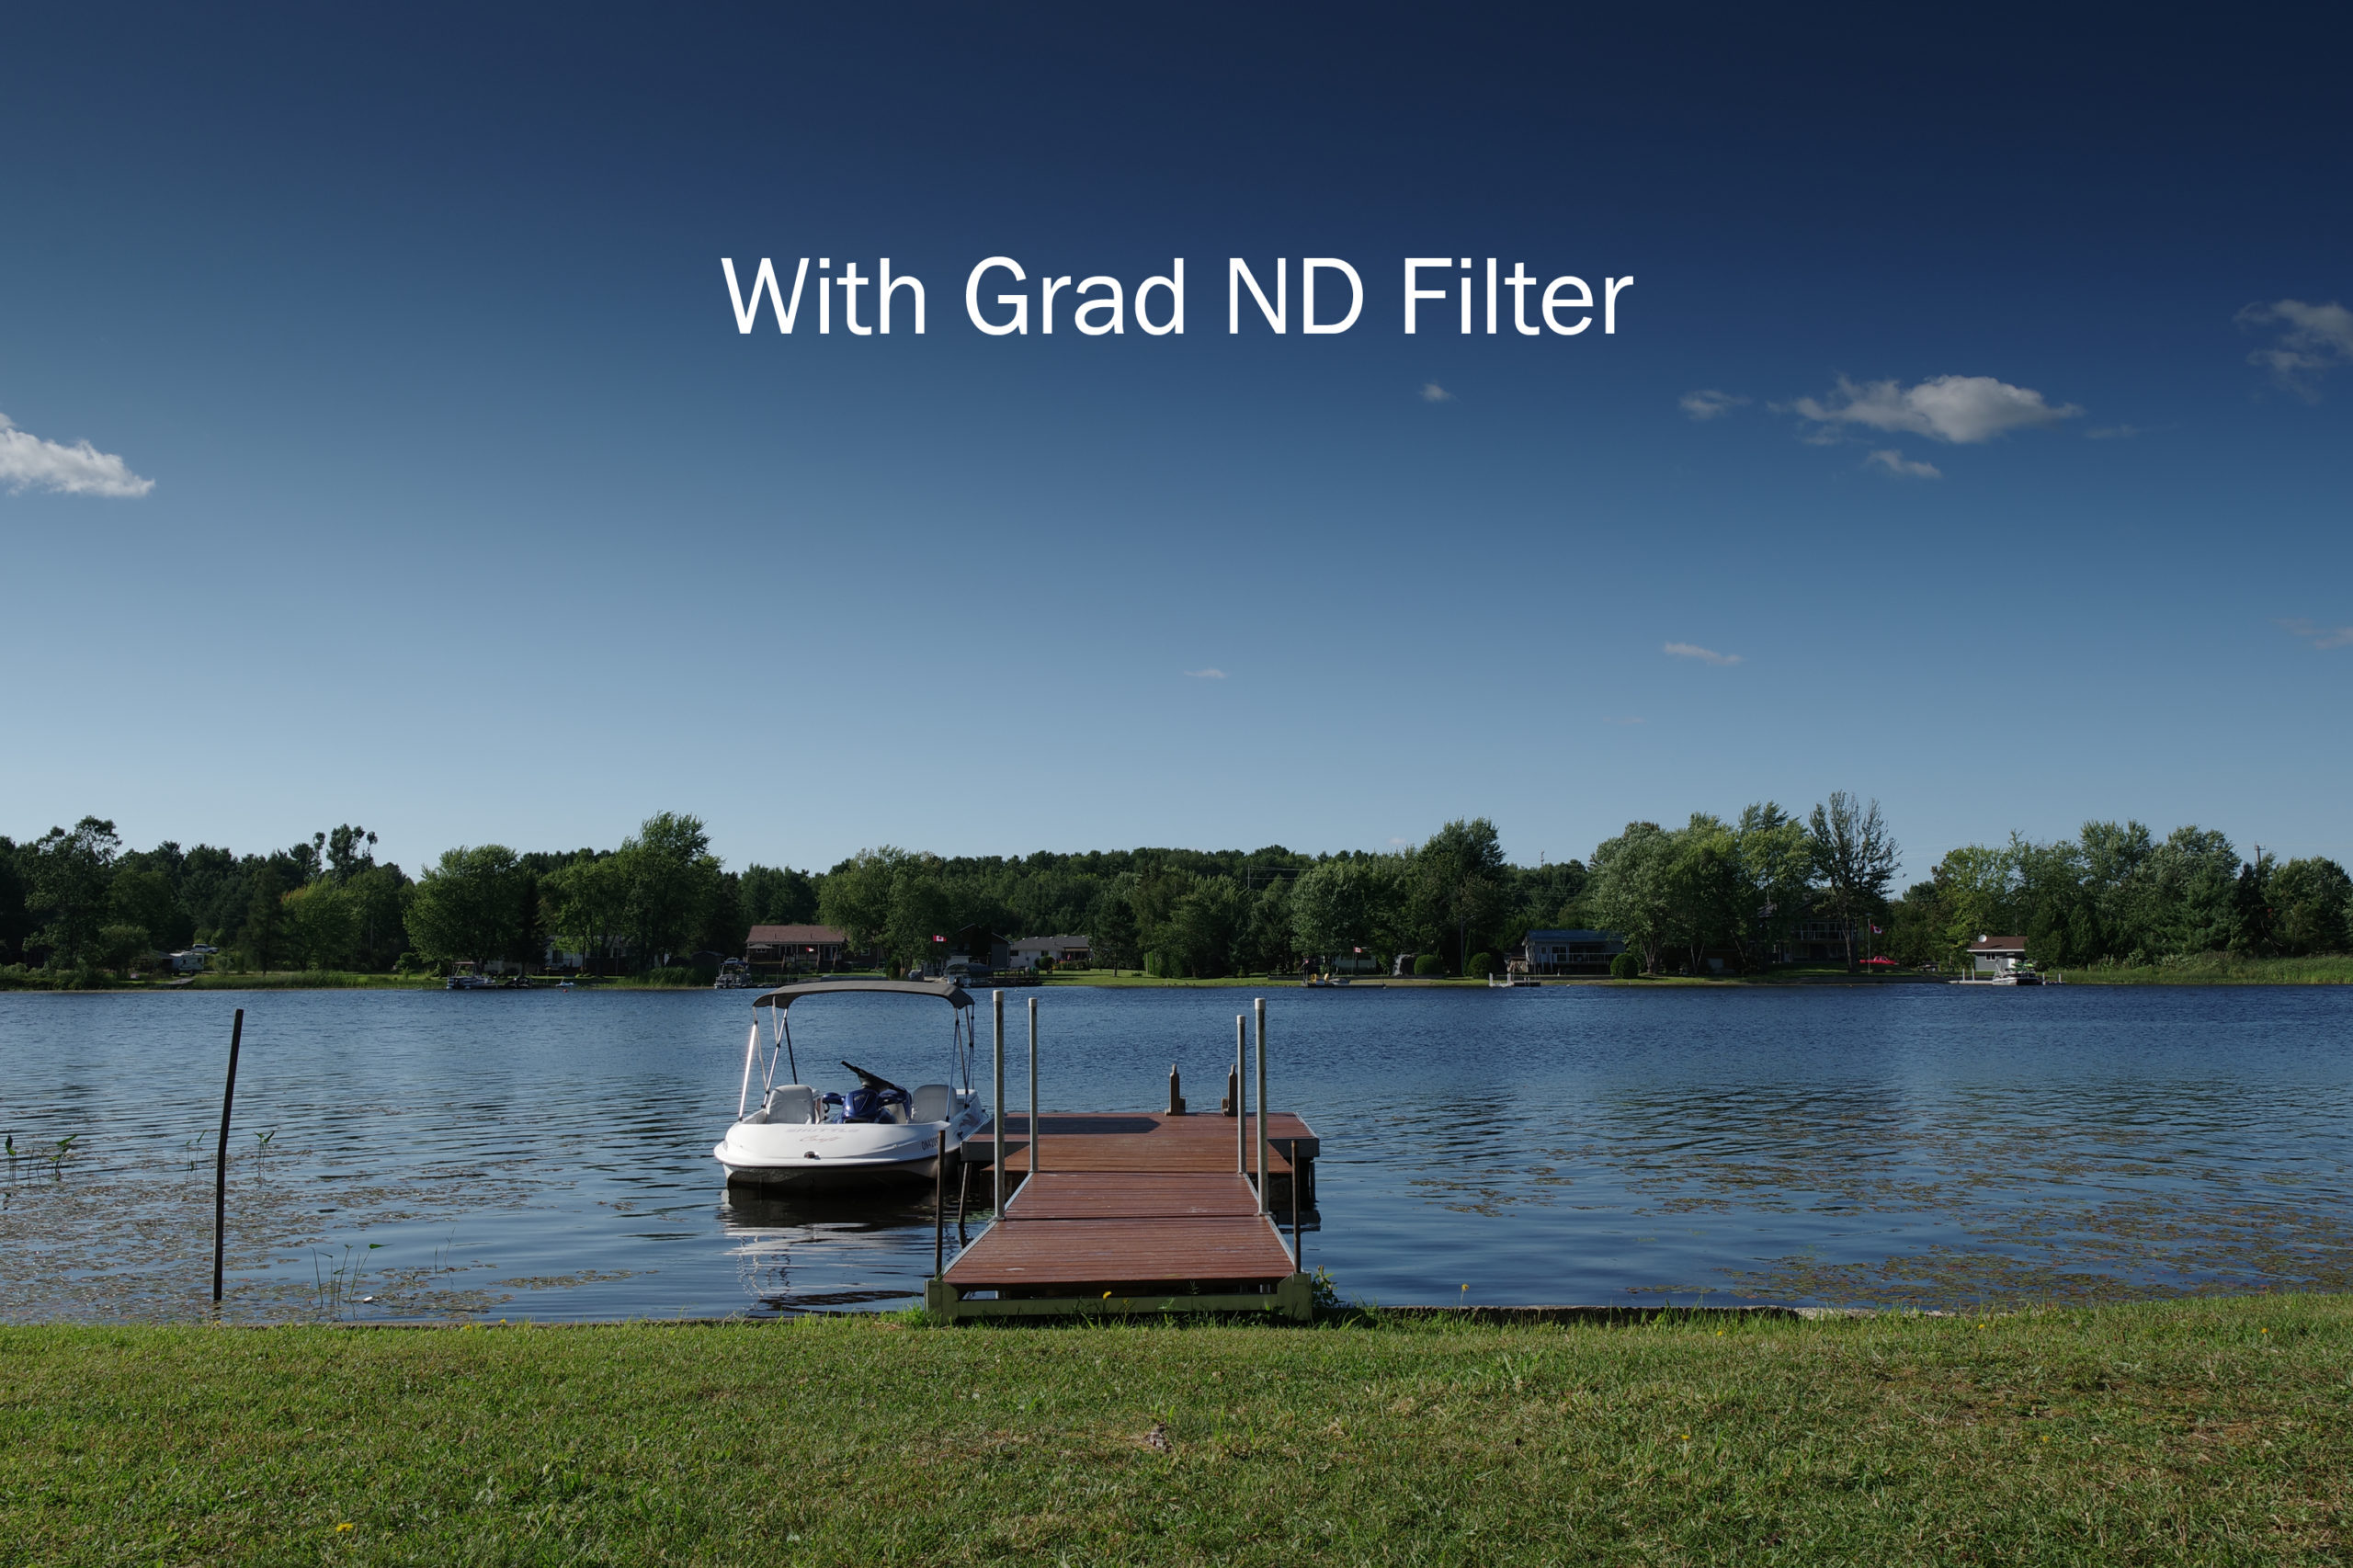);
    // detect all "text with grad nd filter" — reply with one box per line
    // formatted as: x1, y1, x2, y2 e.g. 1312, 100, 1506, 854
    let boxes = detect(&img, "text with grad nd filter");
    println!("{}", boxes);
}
719, 256, 1631, 337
